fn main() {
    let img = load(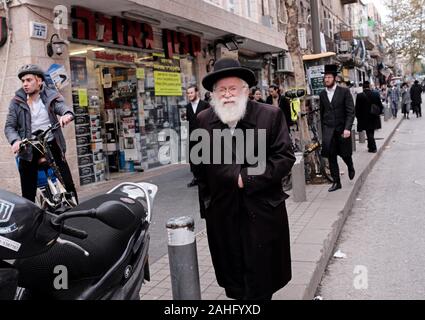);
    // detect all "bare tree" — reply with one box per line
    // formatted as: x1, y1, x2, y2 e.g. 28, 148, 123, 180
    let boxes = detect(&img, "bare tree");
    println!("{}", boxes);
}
384, 0, 425, 75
